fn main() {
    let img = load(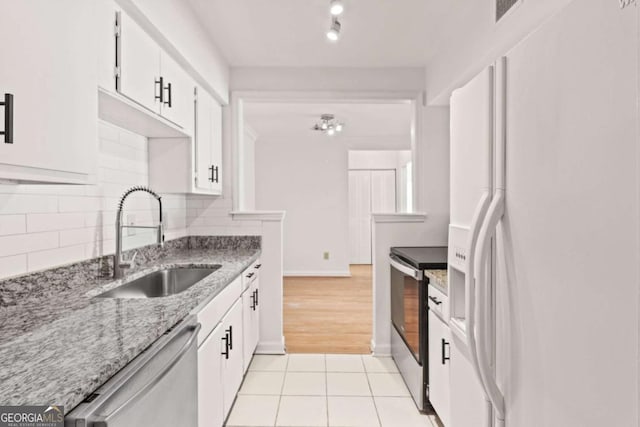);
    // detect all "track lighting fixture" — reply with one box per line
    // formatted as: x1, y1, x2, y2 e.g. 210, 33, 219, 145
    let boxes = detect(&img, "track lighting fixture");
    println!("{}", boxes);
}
327, 18, 341, 41
330, 0, 344, 16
